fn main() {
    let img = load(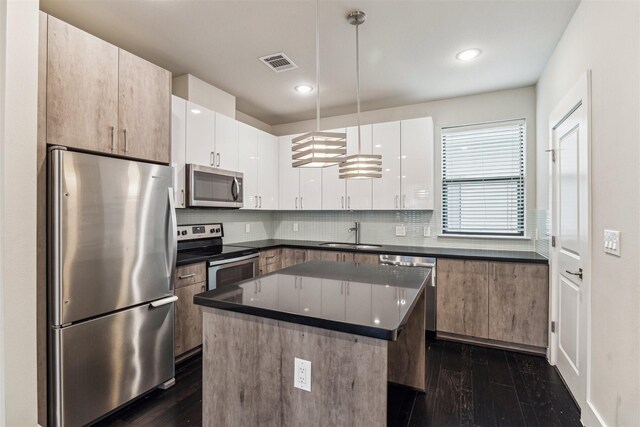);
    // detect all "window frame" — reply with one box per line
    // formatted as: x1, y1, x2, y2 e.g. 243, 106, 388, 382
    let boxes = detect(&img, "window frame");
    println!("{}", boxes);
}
440, 119, 527, 238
